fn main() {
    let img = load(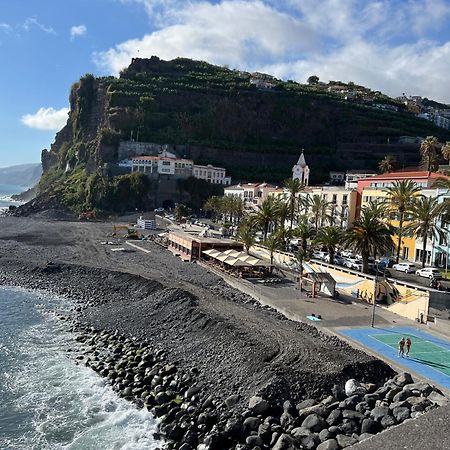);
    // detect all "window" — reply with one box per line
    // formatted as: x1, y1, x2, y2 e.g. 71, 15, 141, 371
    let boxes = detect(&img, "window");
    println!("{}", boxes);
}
332, 194, 337, 204
162, 161, 170, 166
342, 194, 348, 205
